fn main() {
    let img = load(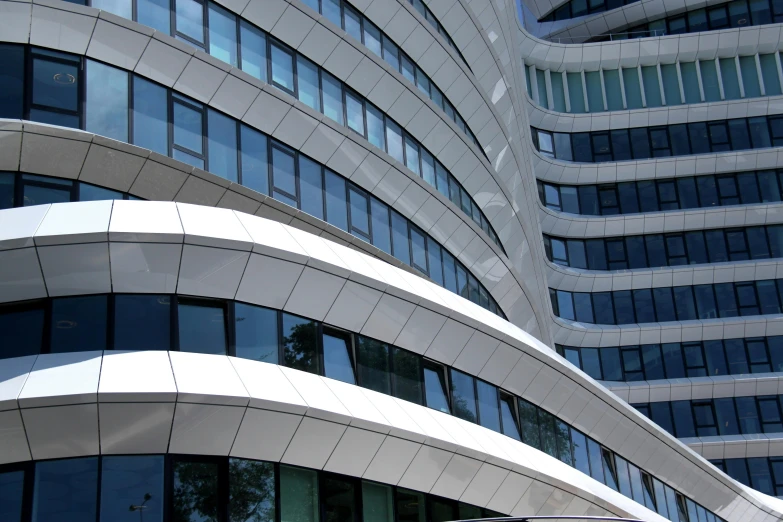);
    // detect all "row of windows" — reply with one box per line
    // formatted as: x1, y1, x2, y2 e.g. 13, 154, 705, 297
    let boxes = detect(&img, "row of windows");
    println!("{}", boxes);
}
711, 457, 783, 499
0, 173, 138, 208
605, 0, 783, 42
544, 226, 783, 270
525, 53, 782, 114
61, 0, 481, 155
538, 169, 783, 216
550, 279, 783, 325
0, 45, 503, 252
556, 337, 783, 382
297, 0, 472, 79
0, 46, 504, 316
539, 0, 636, 21
0, 293, 719, 521
0, 455, 502, 522
633, 396, 783, 438
532, 115, 783, 163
